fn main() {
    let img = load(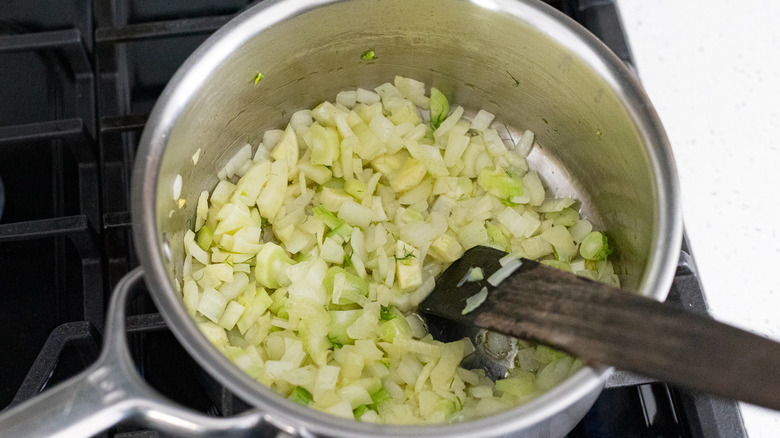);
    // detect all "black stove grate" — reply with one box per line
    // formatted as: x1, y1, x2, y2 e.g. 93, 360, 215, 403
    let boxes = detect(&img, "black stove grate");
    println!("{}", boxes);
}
0, 1, 747, 437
